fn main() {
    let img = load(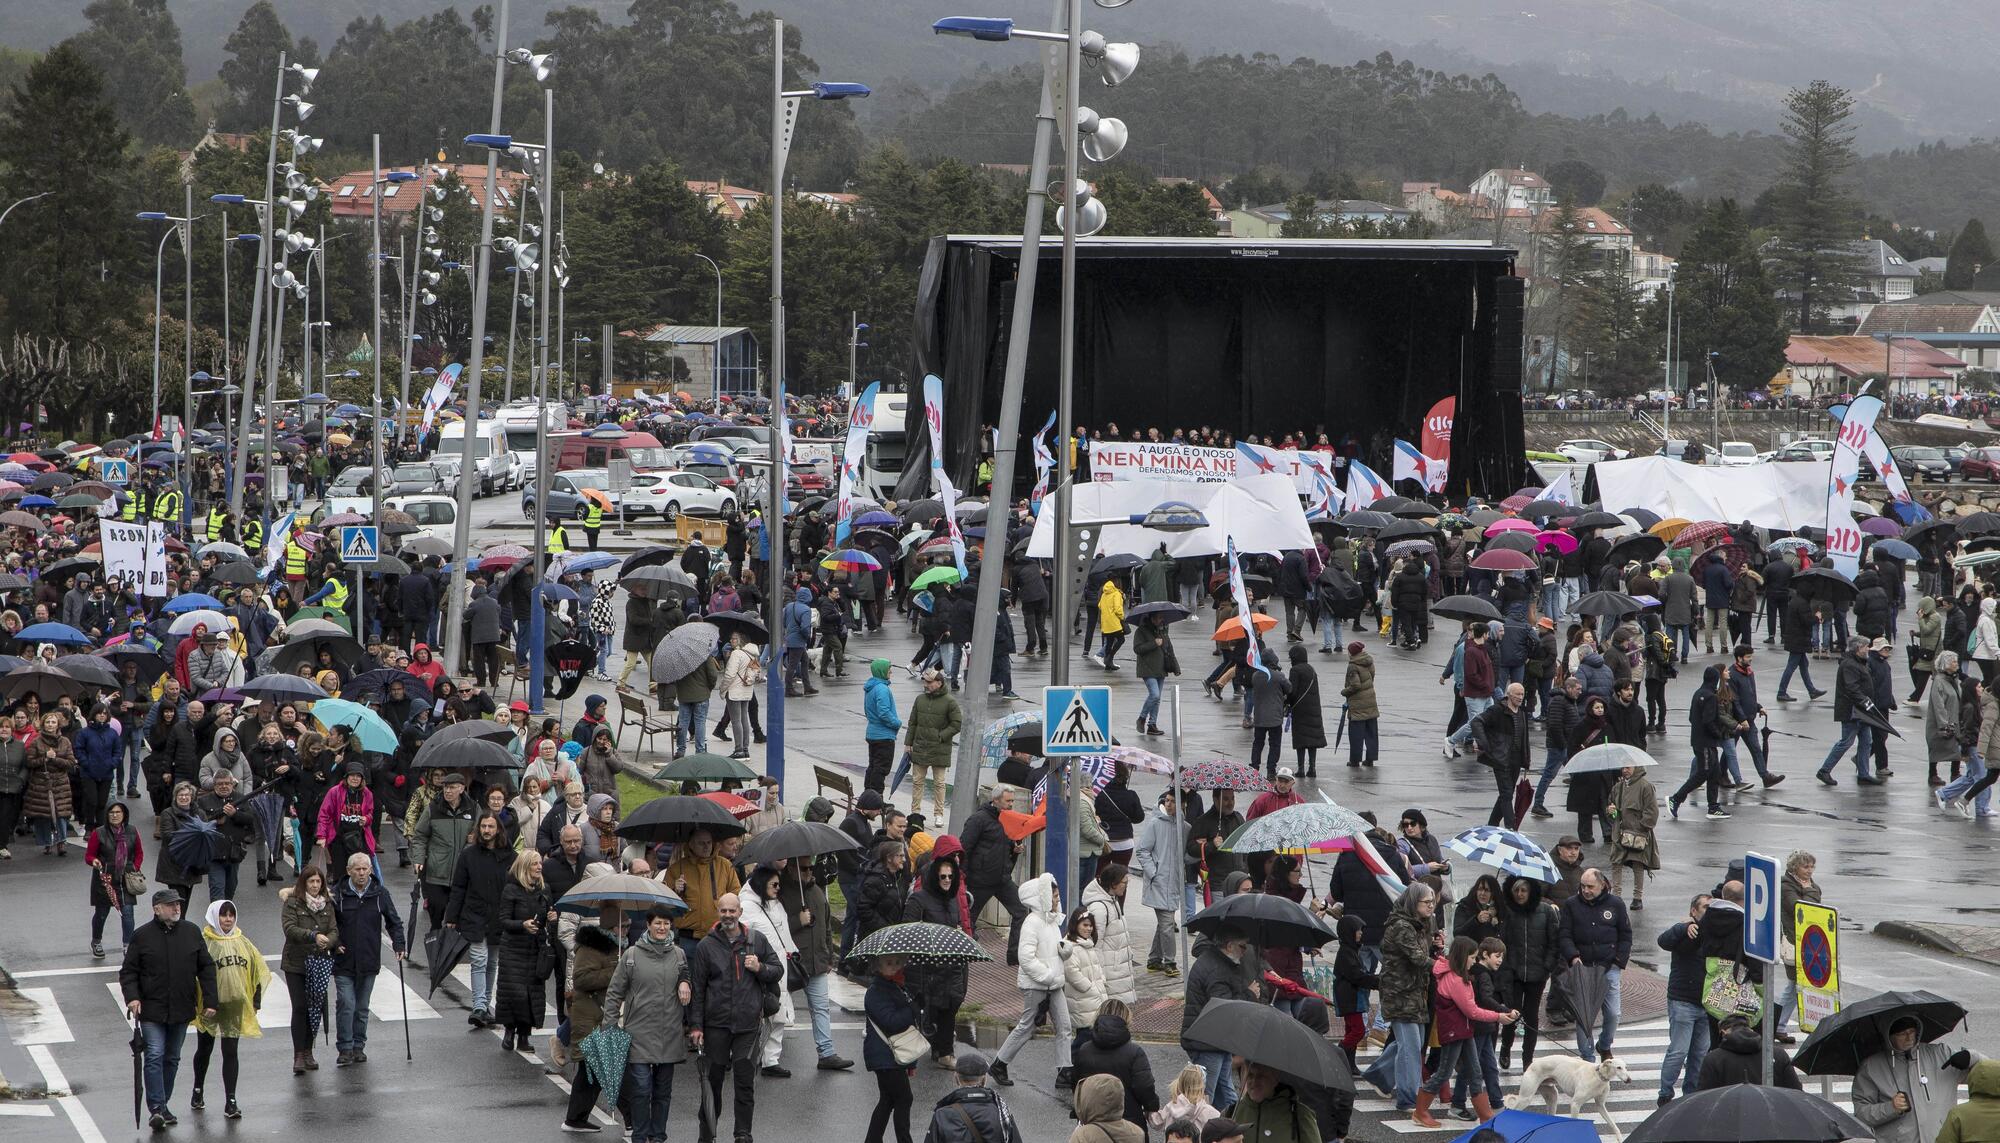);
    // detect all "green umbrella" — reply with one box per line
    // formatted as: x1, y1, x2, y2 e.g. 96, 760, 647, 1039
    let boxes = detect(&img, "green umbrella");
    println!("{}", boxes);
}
652, 752, 758, 783
910, 565, 962, 592
575, 1024, 631, 1108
